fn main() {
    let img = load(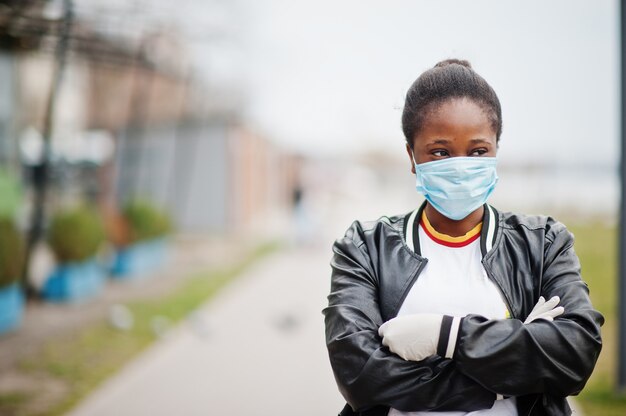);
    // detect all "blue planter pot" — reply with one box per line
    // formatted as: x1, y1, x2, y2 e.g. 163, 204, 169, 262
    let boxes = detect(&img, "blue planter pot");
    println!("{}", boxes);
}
0, 283, 24, 335
111, 238, 169, 279
42, 258, 105, 302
